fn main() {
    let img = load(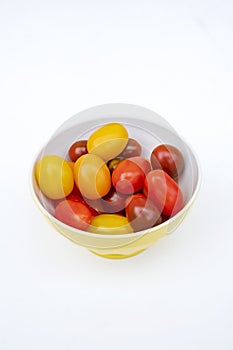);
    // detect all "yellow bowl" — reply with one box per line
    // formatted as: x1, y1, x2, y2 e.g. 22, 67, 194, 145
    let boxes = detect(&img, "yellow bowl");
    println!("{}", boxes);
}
30, 103, 201, 259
